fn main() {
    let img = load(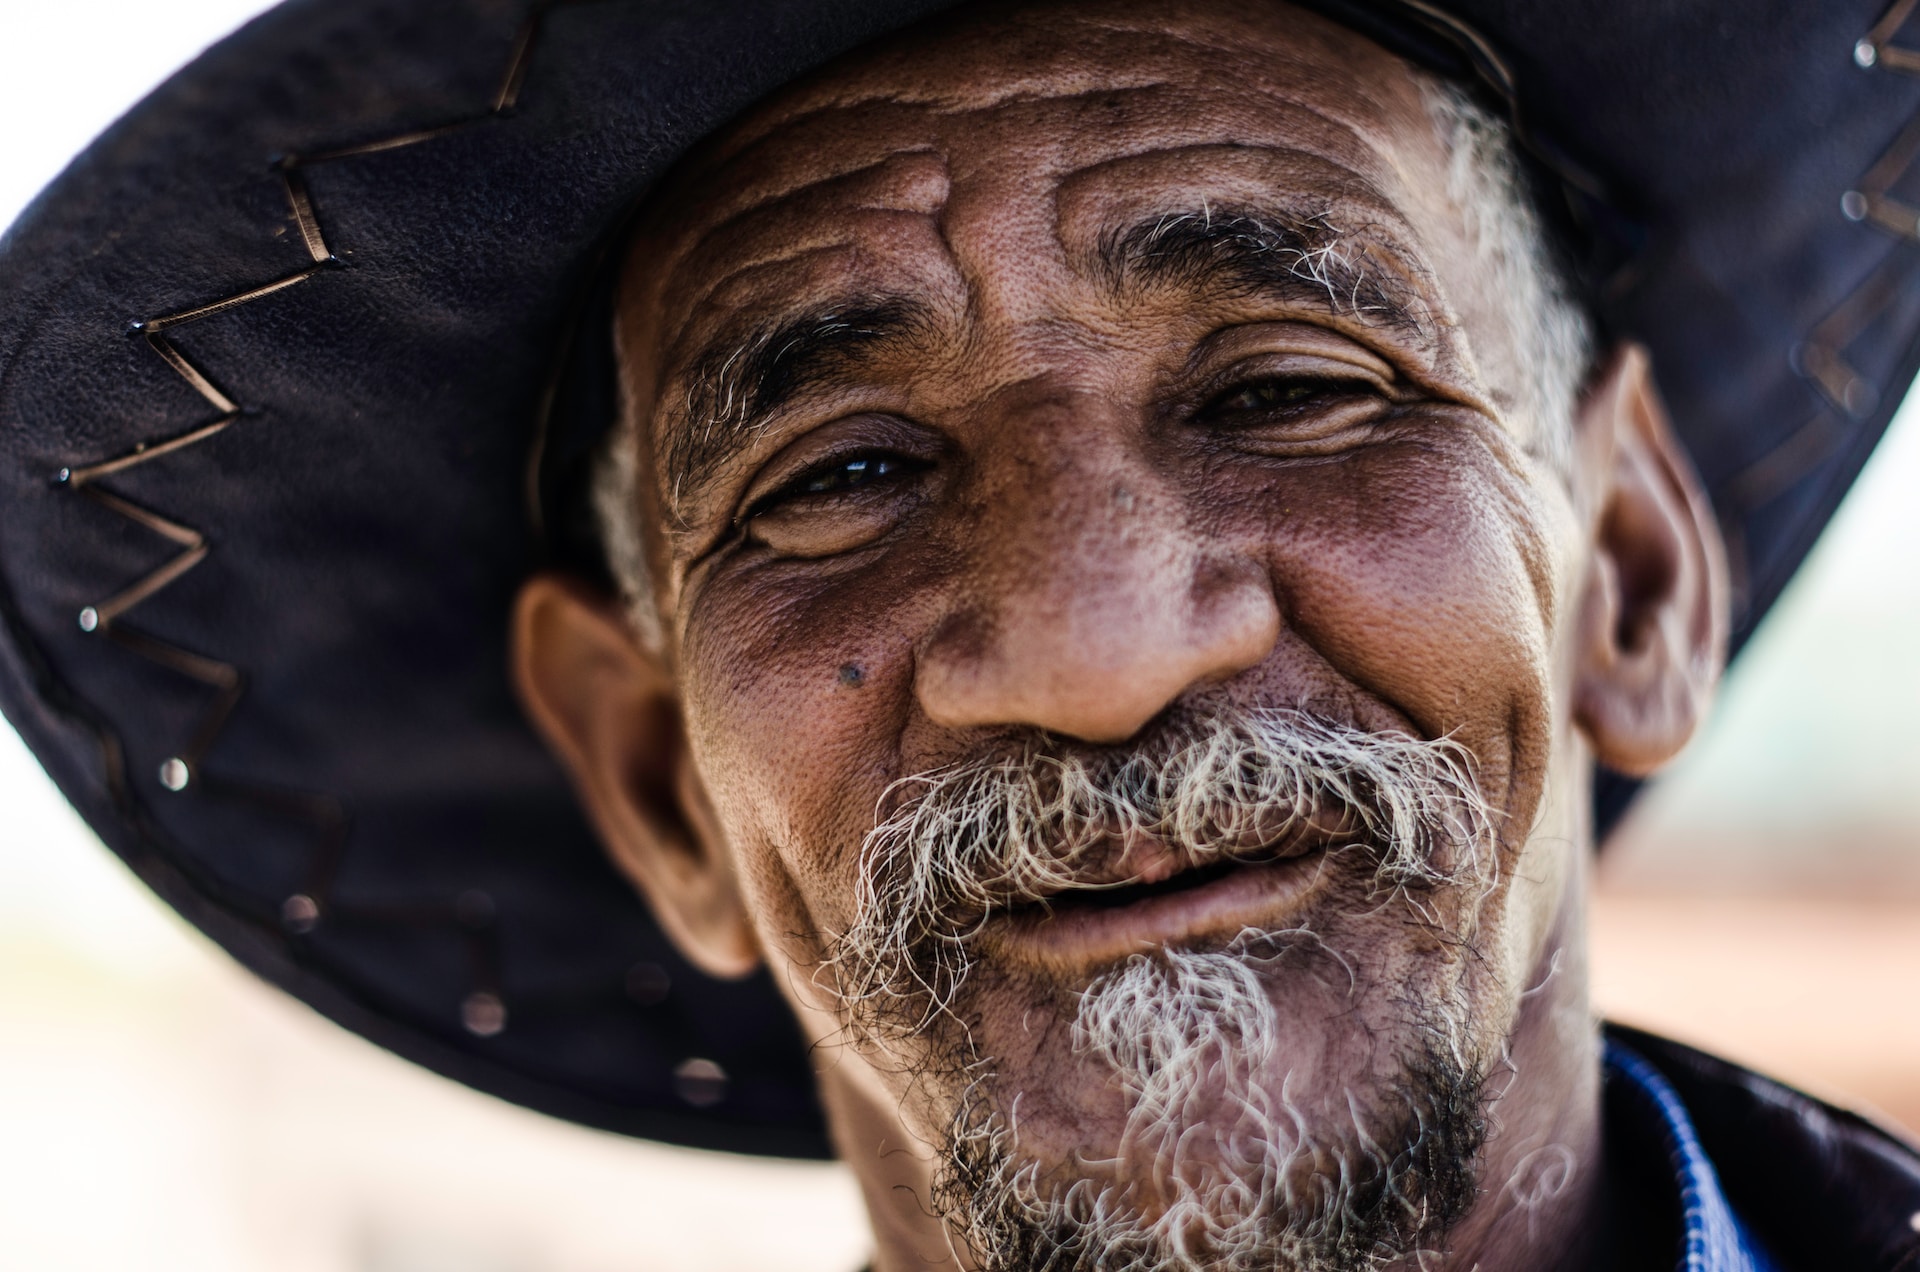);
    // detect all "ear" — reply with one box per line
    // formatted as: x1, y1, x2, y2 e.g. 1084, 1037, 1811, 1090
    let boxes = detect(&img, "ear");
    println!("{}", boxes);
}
510, 573, 760, 978
1570, 344, 1731, 777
